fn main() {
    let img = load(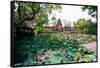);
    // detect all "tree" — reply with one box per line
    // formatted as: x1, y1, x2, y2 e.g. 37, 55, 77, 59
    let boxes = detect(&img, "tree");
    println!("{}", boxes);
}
15, 2, 40, 25
15, 2, 62, 35
34, 4, 62, 35
76, 18, 96, 34
81, 6, 97, 18
76, 18, 90, 33
77, 18, 89, 27
52, 16, 56, 25
80, 6, 97, 34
